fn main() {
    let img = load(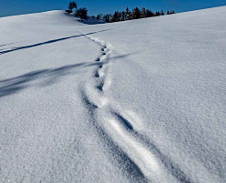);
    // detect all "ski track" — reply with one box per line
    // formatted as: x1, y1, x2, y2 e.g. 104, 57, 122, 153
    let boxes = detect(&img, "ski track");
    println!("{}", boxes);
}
78, 31, 192, 183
